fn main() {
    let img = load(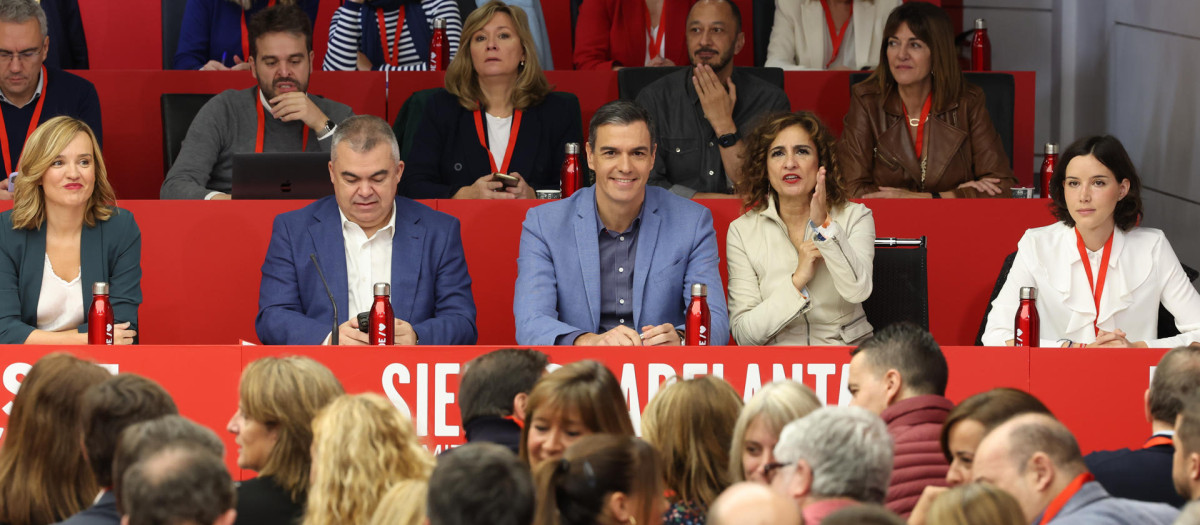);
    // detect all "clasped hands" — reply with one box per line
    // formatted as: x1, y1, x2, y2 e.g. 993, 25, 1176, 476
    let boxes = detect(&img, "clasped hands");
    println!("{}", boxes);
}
863, 177, 1005, 199
575, 323, 682, 346
454, 172, 536, 199
336, 318, 418, 345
